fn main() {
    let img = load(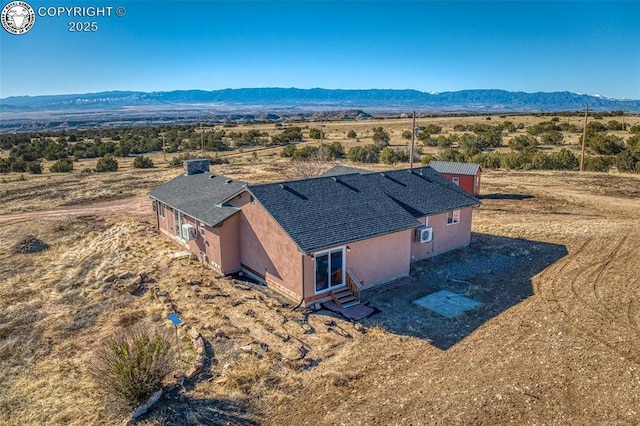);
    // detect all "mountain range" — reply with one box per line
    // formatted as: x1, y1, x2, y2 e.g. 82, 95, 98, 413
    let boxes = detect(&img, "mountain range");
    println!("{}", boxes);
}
1, 88, 638, 132
3, 88, 640, 112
